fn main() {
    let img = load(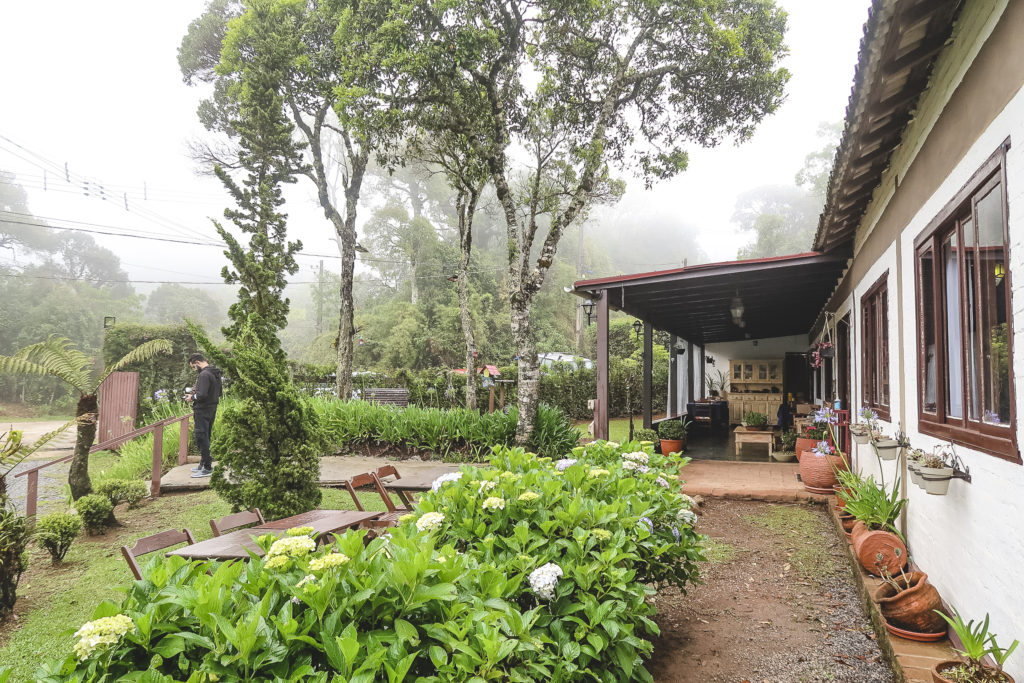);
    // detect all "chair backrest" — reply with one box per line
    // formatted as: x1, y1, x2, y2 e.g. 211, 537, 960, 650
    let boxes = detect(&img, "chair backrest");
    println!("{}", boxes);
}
121, 528, 196, 580
376, 465, 401, 480
342, 473, 379, 511
209, 508, 266, 537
